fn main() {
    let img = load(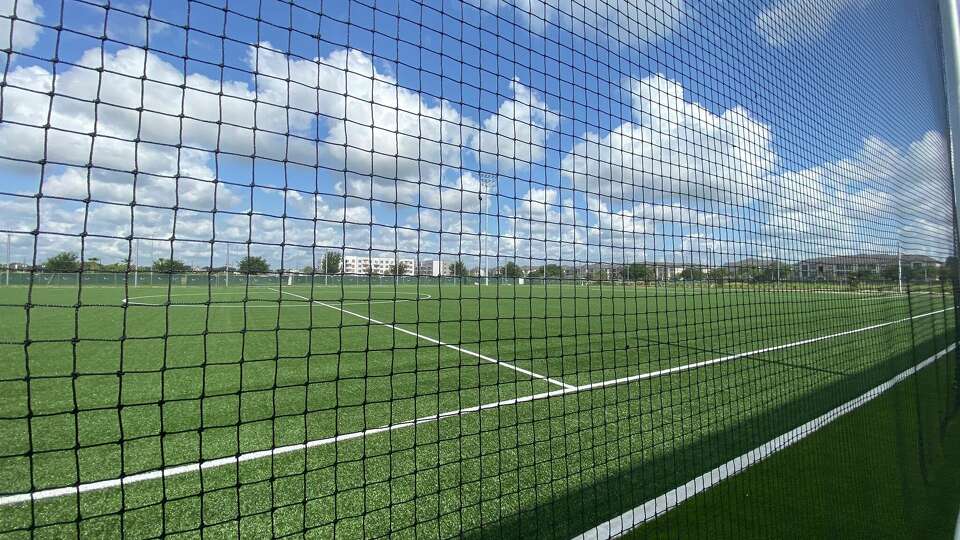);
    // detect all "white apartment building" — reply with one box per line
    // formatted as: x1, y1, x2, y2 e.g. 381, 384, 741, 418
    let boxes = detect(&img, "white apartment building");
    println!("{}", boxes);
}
340, 256, 416, 275
417, 260, 448, 277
